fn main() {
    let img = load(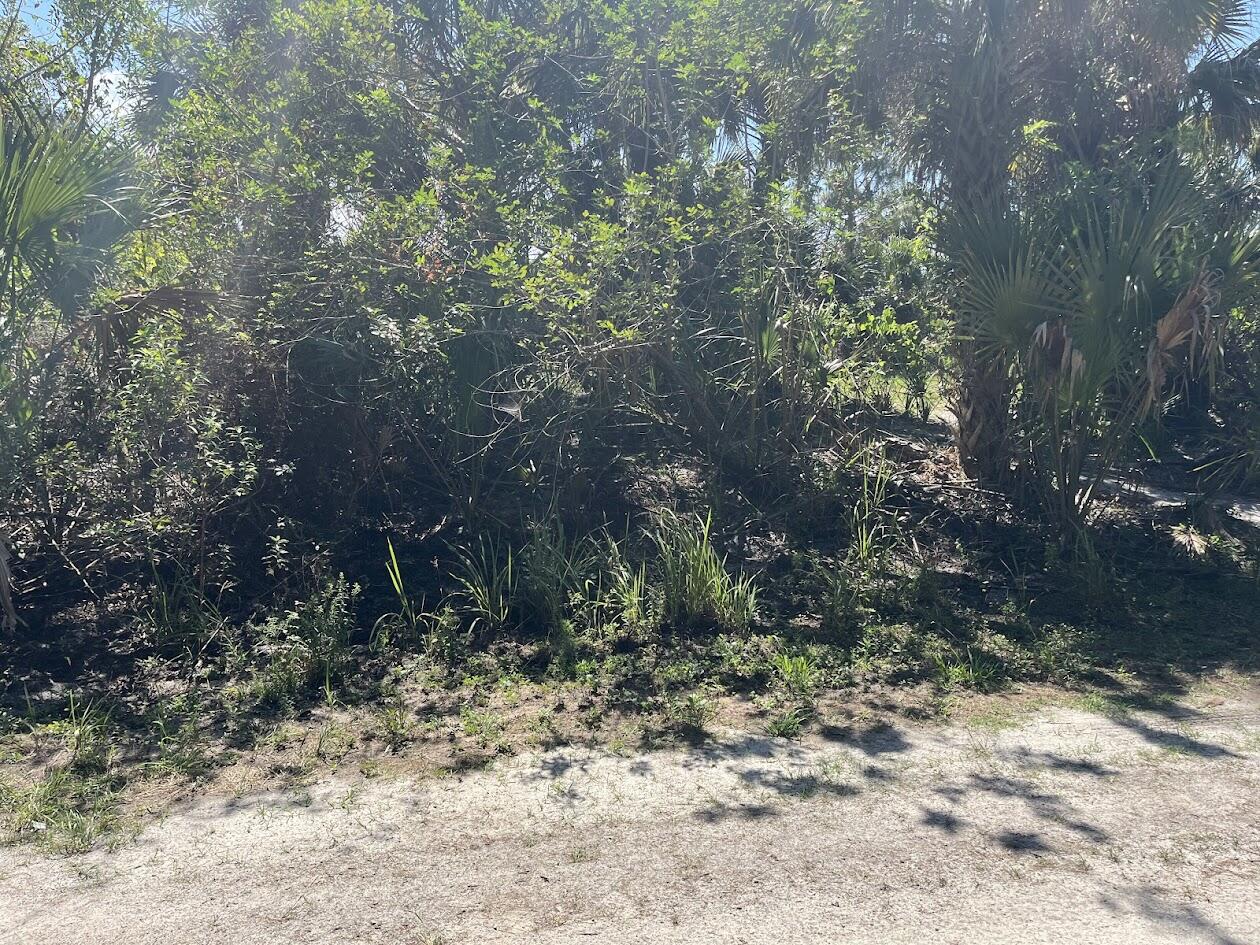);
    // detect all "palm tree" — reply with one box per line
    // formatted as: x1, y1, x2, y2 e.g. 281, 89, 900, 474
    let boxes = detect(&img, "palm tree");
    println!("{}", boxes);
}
947, 152, 1260, 537
861, 0, 1260, 487
0, 106, 131, 632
